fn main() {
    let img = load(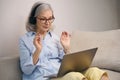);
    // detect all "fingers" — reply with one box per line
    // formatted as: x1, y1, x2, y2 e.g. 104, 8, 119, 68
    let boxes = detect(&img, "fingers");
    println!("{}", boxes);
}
34, 32, 41, 45
36, 32, 41, 39
33, 32, 42, 49
62, 31, 71, 37
62, 31, 68, 36
35, 32, 41, 38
